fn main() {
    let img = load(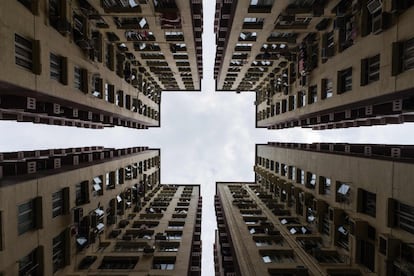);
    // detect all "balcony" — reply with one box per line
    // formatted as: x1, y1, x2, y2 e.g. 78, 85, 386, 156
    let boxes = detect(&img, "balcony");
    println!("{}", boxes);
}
248, 0, 274, 13
275, 15, 311, 30
154, 0, 178, 12
101, 0, 142, 13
